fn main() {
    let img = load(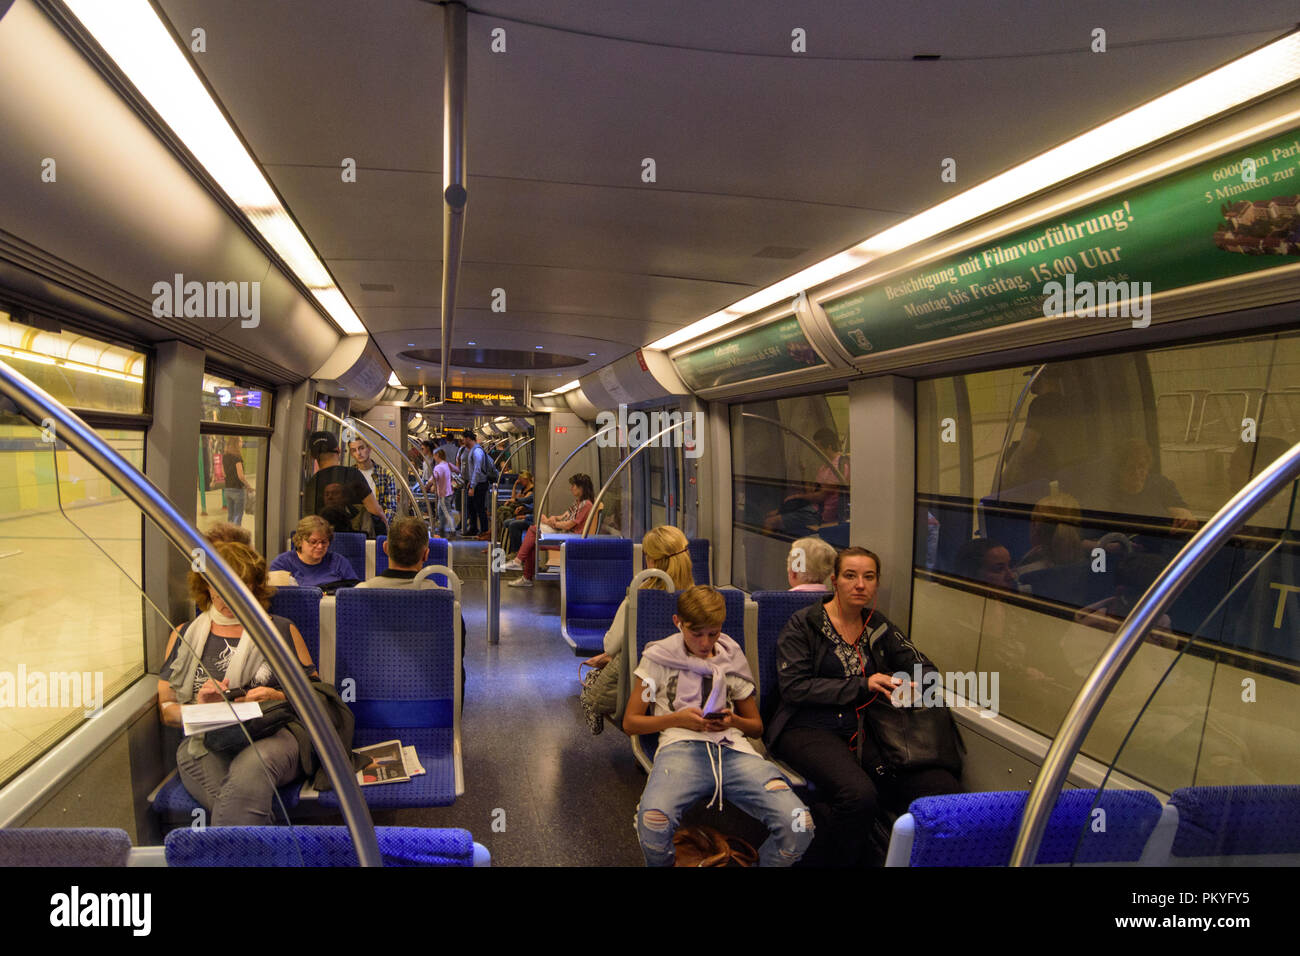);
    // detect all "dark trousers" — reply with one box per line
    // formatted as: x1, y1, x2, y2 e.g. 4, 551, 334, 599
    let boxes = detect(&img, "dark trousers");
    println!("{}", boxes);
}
466, 480, 490, 535
773, 726, 961, 866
